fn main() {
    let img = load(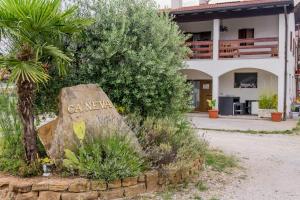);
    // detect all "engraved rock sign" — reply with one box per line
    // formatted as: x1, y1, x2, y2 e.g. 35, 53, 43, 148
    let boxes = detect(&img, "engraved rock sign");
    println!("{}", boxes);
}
38, 84, 141, 160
